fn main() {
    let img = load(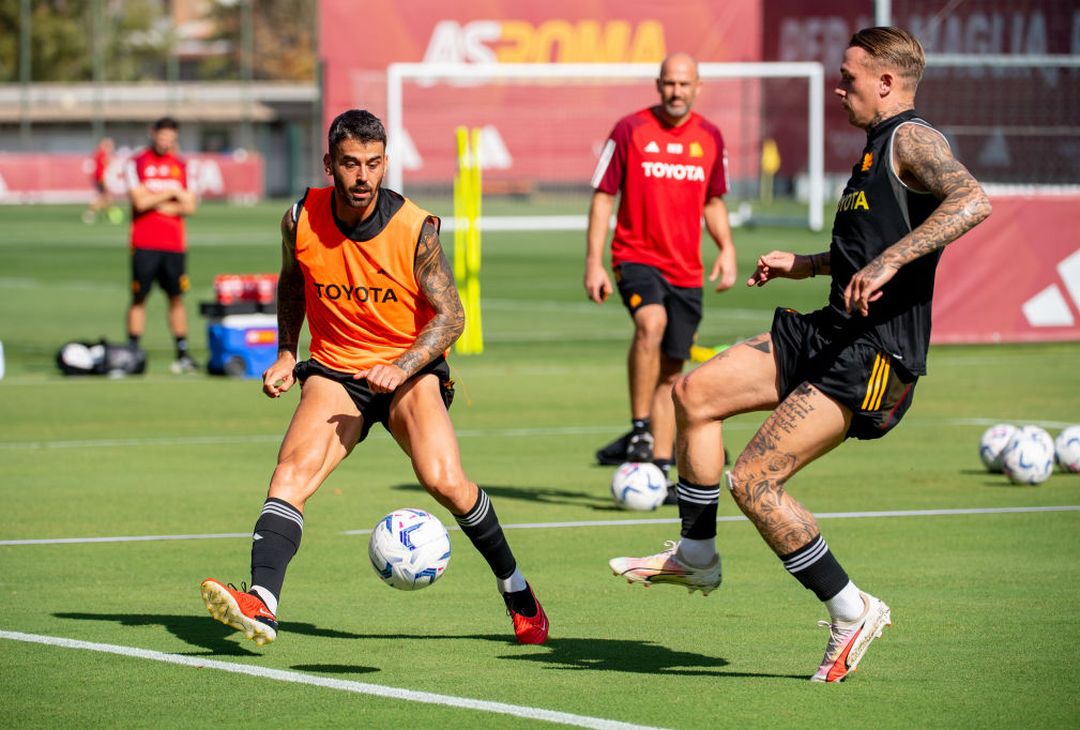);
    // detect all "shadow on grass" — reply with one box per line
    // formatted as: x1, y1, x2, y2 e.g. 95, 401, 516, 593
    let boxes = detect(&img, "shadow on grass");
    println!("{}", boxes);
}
391, 483, 626, 512
53, 613, 804, 680
315, 632, 804, 680
53, 612, 367, 657
291, 663, 379, 675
